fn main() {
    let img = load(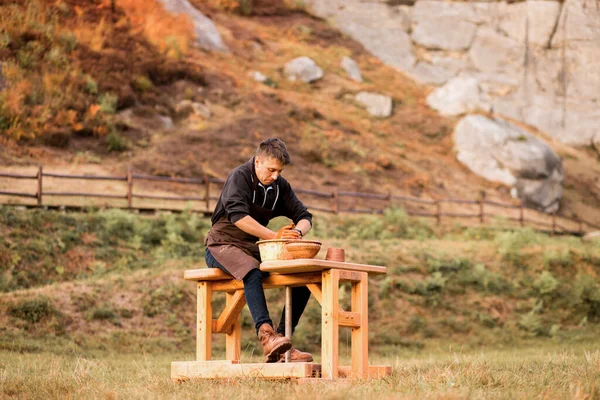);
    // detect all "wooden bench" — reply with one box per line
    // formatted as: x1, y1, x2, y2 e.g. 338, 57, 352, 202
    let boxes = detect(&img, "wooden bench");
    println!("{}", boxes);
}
171, 259, 392, 380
